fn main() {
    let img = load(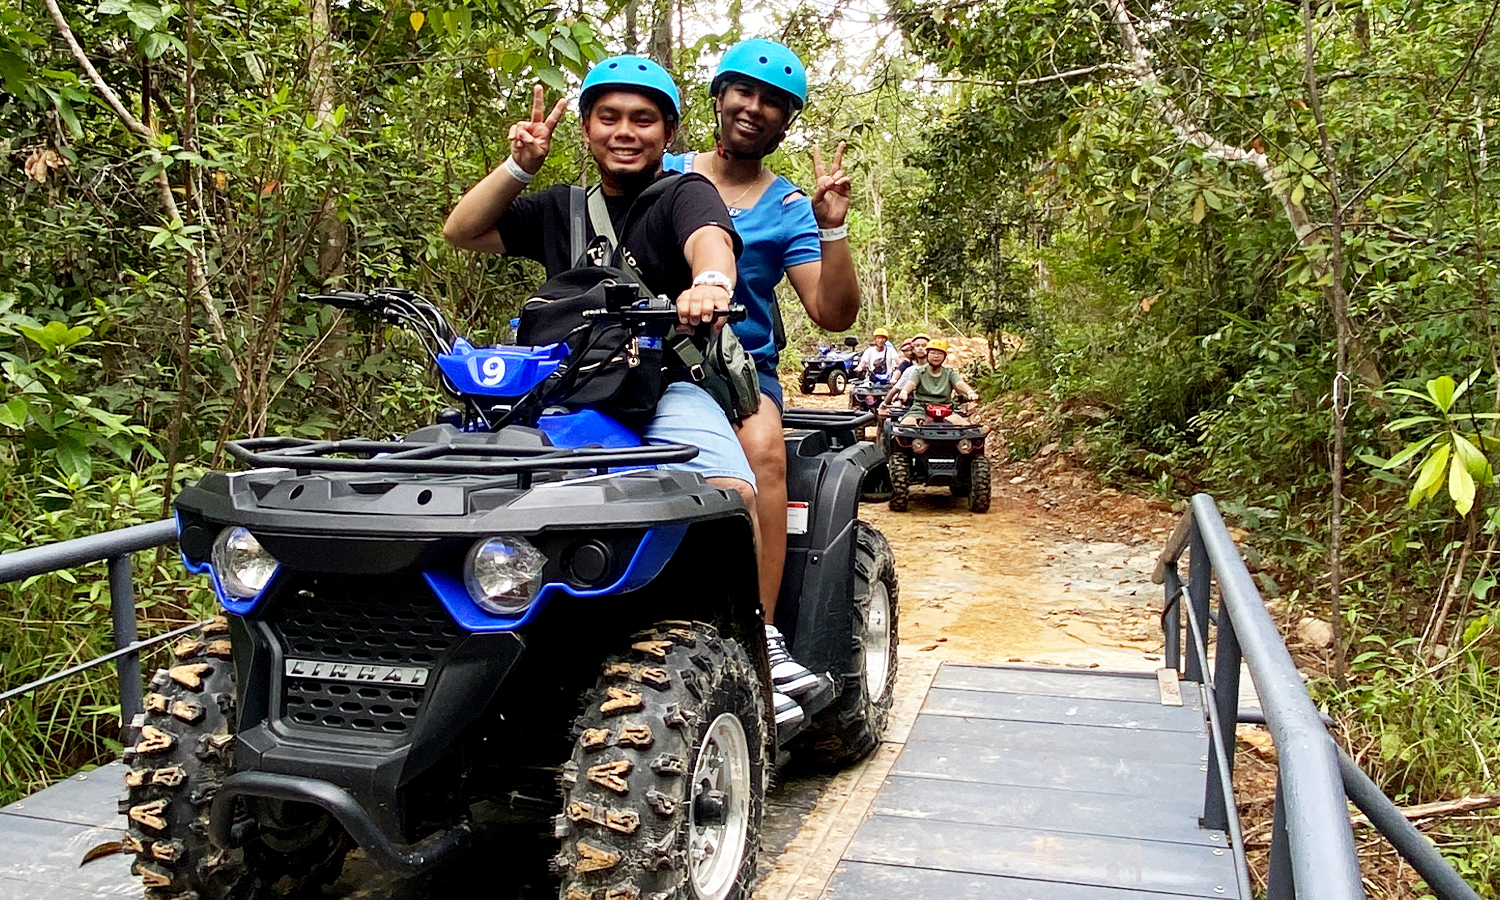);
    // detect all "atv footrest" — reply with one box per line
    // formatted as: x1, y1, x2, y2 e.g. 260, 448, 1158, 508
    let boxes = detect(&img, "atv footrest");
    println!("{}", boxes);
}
775, 673, 836, 748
